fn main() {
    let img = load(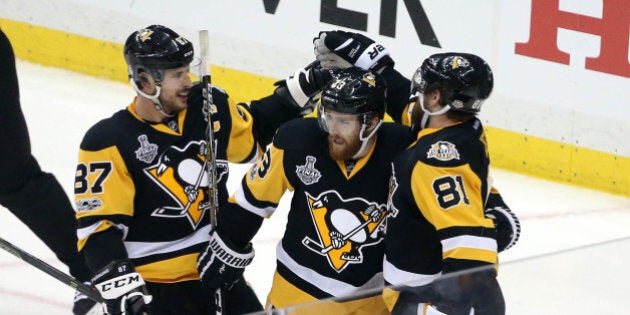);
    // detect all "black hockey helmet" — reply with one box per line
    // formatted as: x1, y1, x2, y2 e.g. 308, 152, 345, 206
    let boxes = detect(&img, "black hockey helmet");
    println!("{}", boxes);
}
411, 52, 493, 114
319, 67, 387, 119
124, 25, 194, 84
